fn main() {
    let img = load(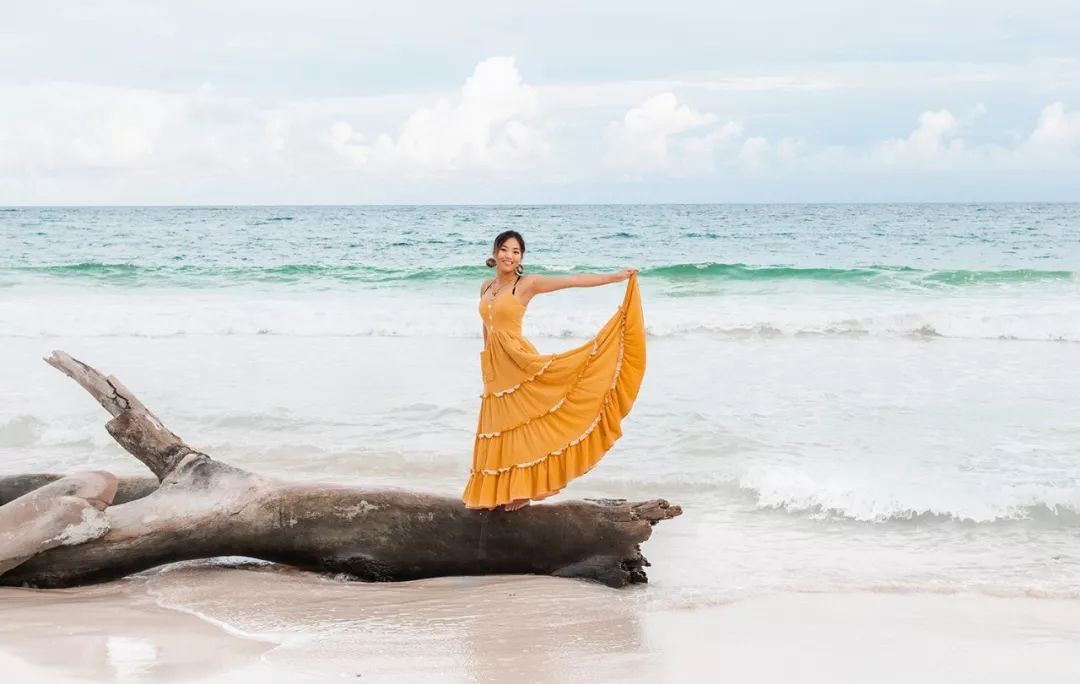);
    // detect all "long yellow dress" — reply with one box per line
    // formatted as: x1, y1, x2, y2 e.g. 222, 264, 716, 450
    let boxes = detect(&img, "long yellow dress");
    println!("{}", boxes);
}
462, 274, 646, 509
